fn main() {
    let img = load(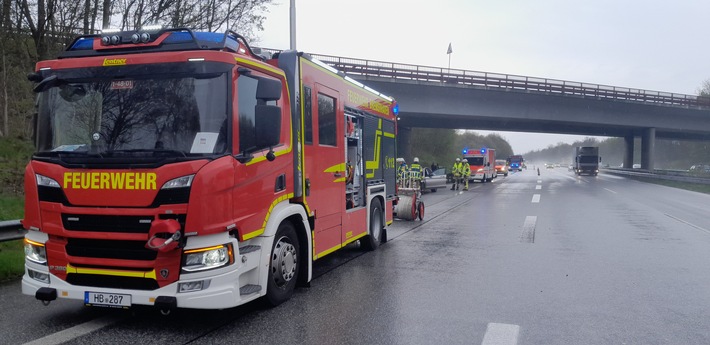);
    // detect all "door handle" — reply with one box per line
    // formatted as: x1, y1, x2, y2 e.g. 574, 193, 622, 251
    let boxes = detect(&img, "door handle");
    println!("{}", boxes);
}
334, 172, 342, 177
